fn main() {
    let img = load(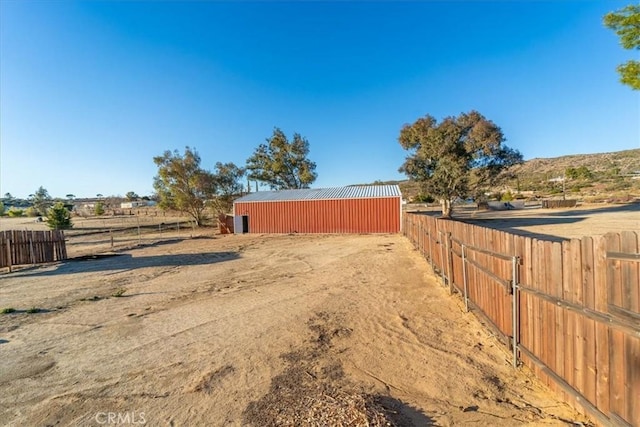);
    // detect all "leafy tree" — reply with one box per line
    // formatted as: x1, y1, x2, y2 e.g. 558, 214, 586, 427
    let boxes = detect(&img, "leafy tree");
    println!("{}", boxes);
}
604, 5, 640, 90
398, 111, 523, 218
125, 191, 139, 201
0, 201, 5, 216
31, 186, 53, 216
212, 162, 245, 213
246, 128, 317, 190
46, 202, 73, 230
153, 147, 216, 226
94, 202, 105, 216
